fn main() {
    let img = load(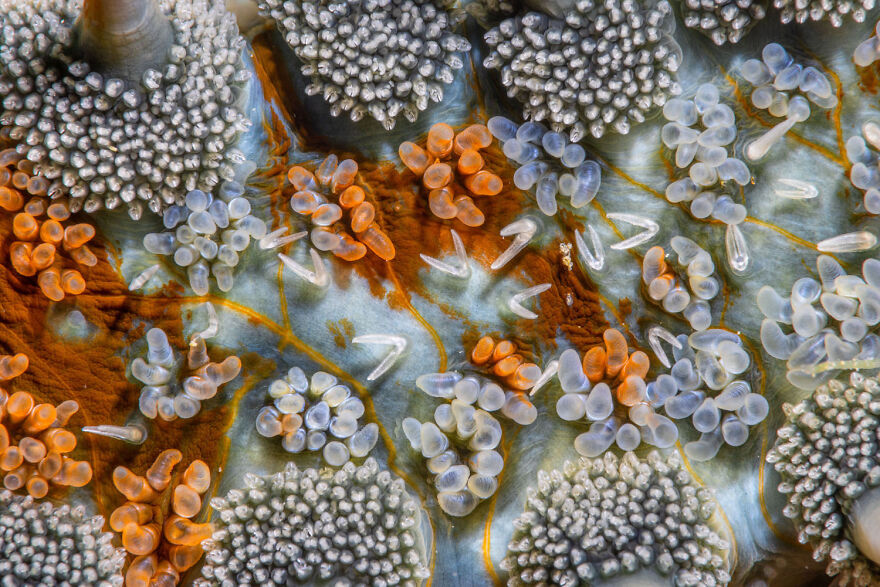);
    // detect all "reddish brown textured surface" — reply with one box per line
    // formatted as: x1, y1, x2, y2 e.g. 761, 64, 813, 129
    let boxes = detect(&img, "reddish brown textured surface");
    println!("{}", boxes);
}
0, 206, 269, 516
